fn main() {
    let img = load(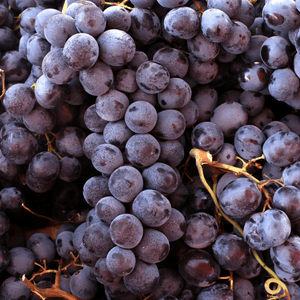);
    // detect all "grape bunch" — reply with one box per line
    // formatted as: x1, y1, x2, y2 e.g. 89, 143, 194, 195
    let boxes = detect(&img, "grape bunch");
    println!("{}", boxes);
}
2, 0, 300, 299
